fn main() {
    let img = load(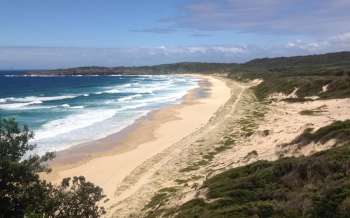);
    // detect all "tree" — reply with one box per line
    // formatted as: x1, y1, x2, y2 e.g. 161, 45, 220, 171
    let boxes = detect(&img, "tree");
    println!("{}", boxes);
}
46, 176, 106, 217
0, 118, 106, 217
